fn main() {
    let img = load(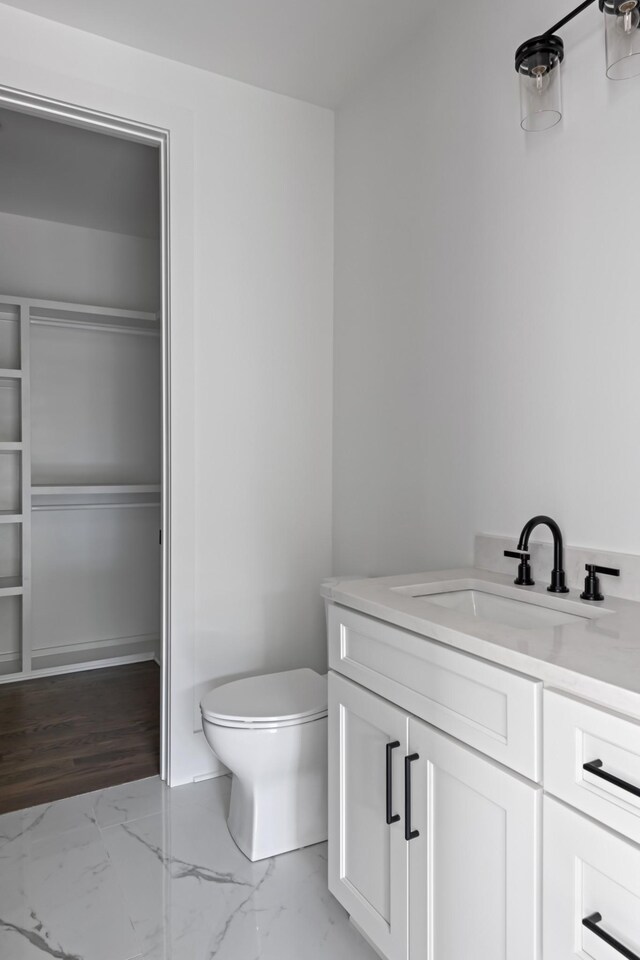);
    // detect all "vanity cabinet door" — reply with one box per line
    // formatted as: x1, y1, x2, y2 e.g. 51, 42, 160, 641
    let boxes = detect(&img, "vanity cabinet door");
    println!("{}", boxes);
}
544, 795, 640, 960
328, 671, 409, 960
544, 689, 640, 844
408, 718, 541, 960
